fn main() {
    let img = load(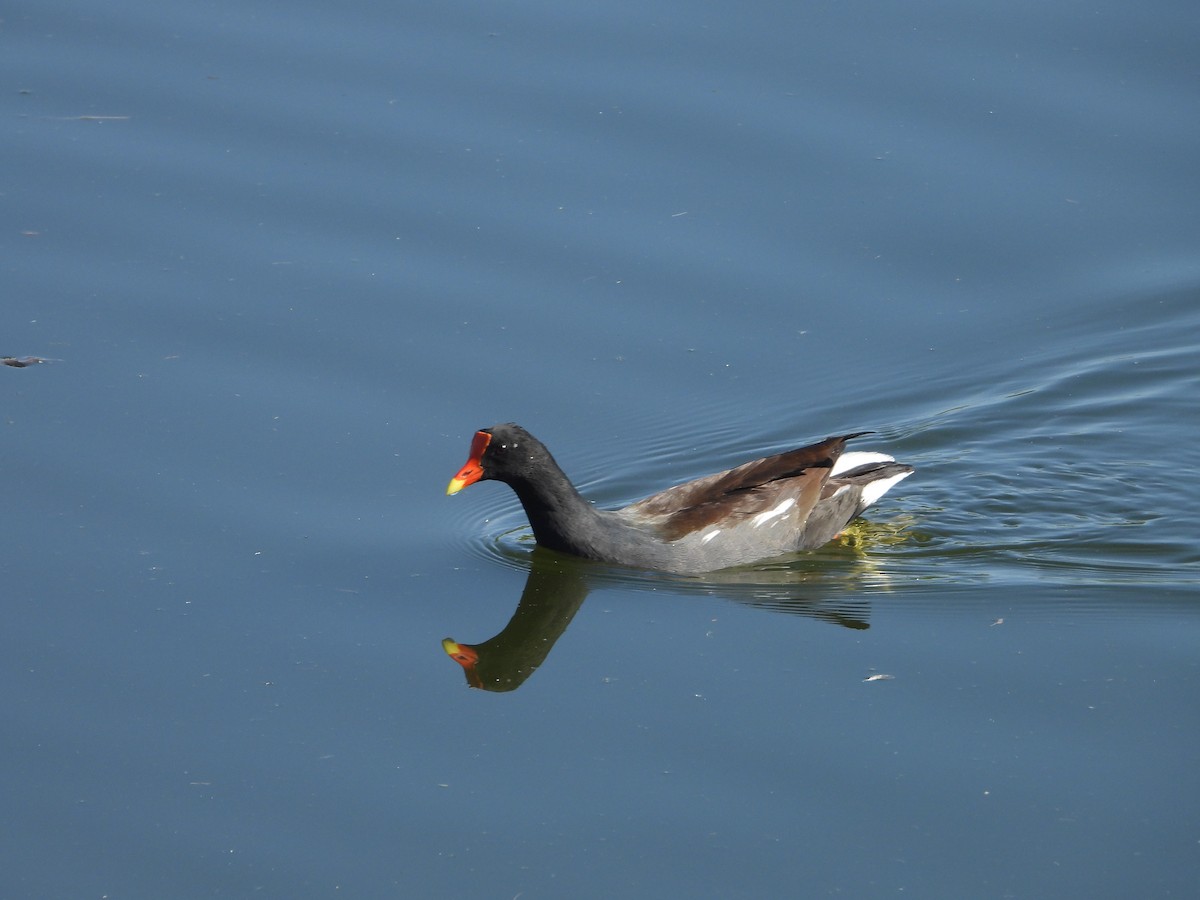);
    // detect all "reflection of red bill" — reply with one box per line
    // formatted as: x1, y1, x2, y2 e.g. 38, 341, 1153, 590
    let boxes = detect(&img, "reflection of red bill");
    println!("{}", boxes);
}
446, 431, 492, 495
442, 638, 482, 688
